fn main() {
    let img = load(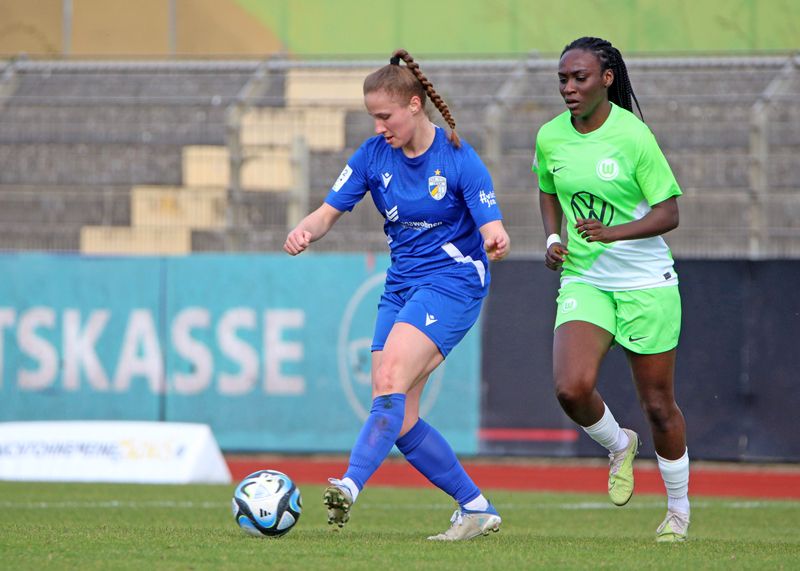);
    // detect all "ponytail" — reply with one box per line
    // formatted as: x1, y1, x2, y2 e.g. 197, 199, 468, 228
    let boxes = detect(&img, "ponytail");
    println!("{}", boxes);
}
363, 49, 461, 148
